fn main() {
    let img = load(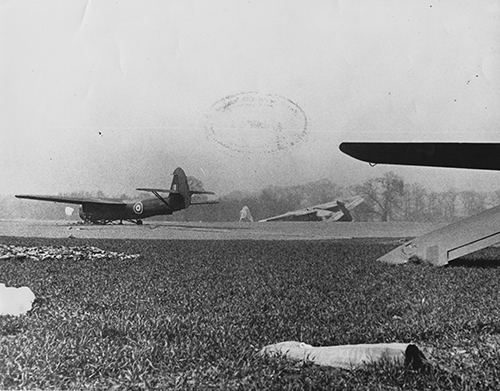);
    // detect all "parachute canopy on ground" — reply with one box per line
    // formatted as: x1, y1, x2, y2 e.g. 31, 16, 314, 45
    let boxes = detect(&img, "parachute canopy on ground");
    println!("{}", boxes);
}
239, 205, 254, 222
0, 283, 35, 316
